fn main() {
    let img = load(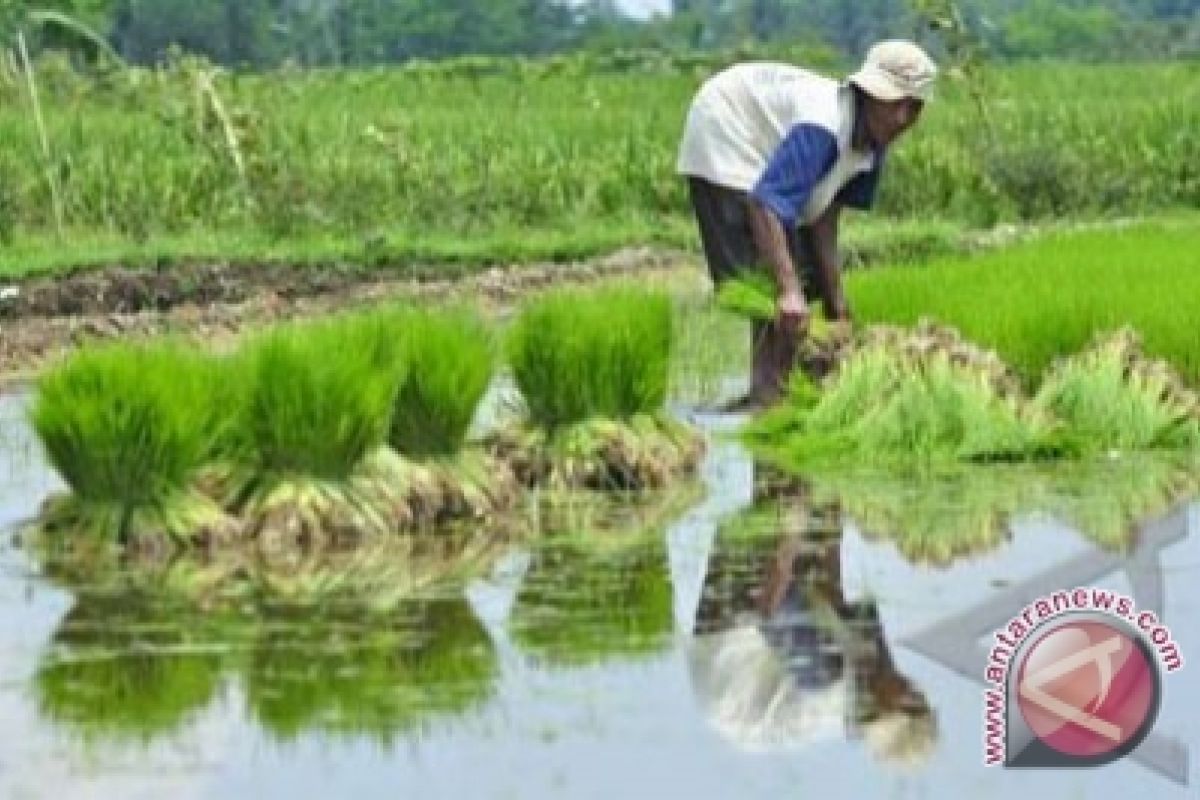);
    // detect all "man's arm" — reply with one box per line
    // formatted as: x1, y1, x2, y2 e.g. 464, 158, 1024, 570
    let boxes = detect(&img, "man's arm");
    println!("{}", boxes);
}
808, 202, 850, 322
748, 199, 808, 334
